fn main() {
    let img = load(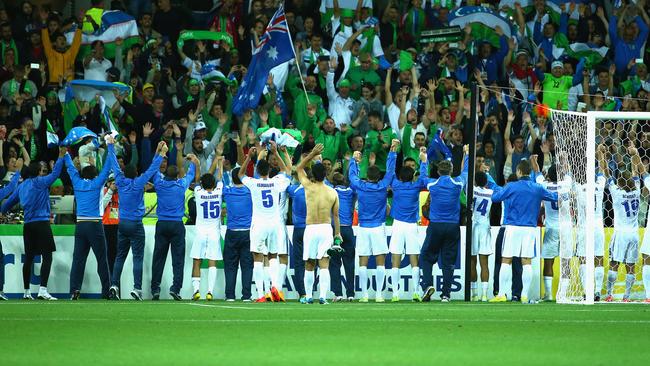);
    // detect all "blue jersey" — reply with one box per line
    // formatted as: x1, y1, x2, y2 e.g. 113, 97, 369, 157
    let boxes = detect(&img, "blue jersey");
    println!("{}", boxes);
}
152, 163, 196, 221
491, 176, 557, 227
420, 158, 468, 224
389, 177, 425, 223
287, 184, 306, 229
223, 185, 252, 230
334, 185, 356, 226
65, 145, 114, 220
1, 158, 64, 223
109, 150, 163, 222
0, 170, 21, 200
349, 152, 396, 228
